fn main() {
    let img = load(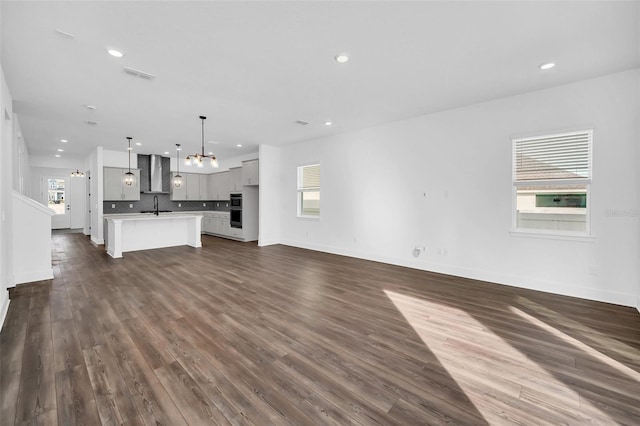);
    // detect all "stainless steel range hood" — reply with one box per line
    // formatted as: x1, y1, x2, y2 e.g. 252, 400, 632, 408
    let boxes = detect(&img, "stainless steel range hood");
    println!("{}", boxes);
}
149, 154, 163, 192
138, 154, 170, 193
